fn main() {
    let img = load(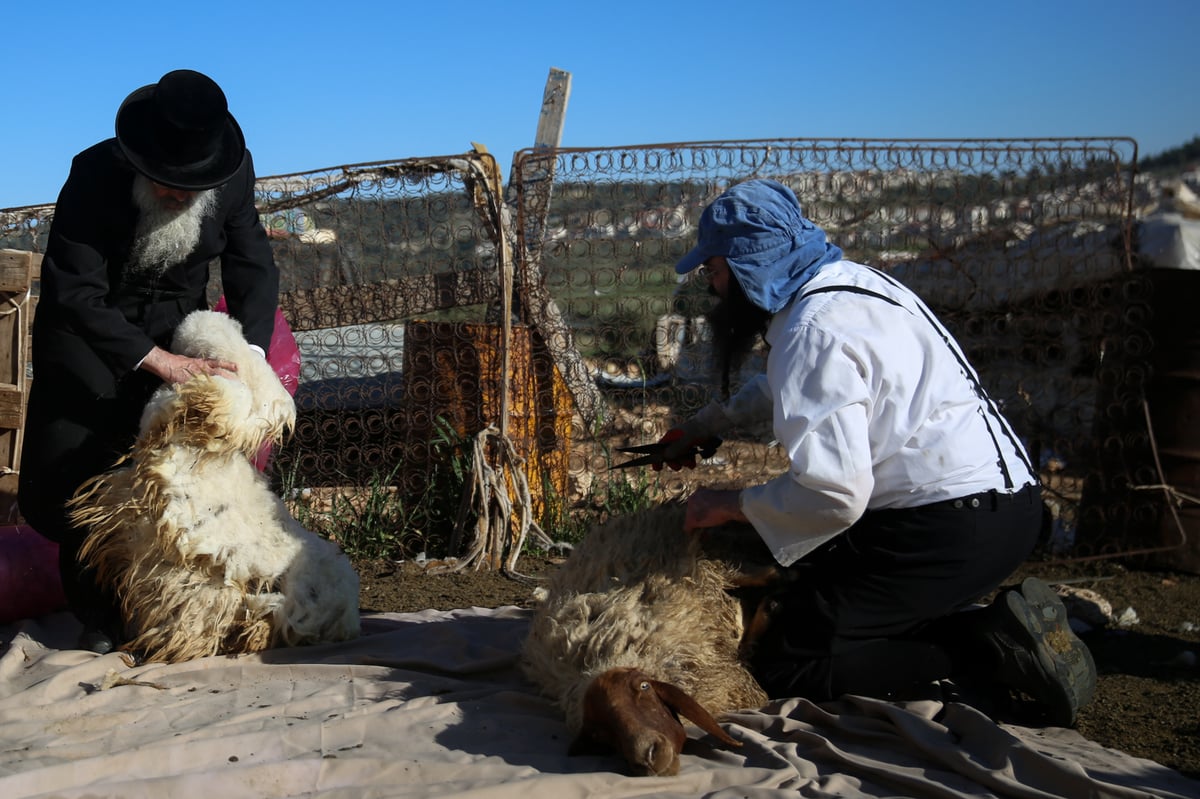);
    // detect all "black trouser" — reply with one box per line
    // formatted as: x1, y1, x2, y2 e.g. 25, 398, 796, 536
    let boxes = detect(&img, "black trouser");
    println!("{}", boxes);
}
749, 484, 1043, 702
